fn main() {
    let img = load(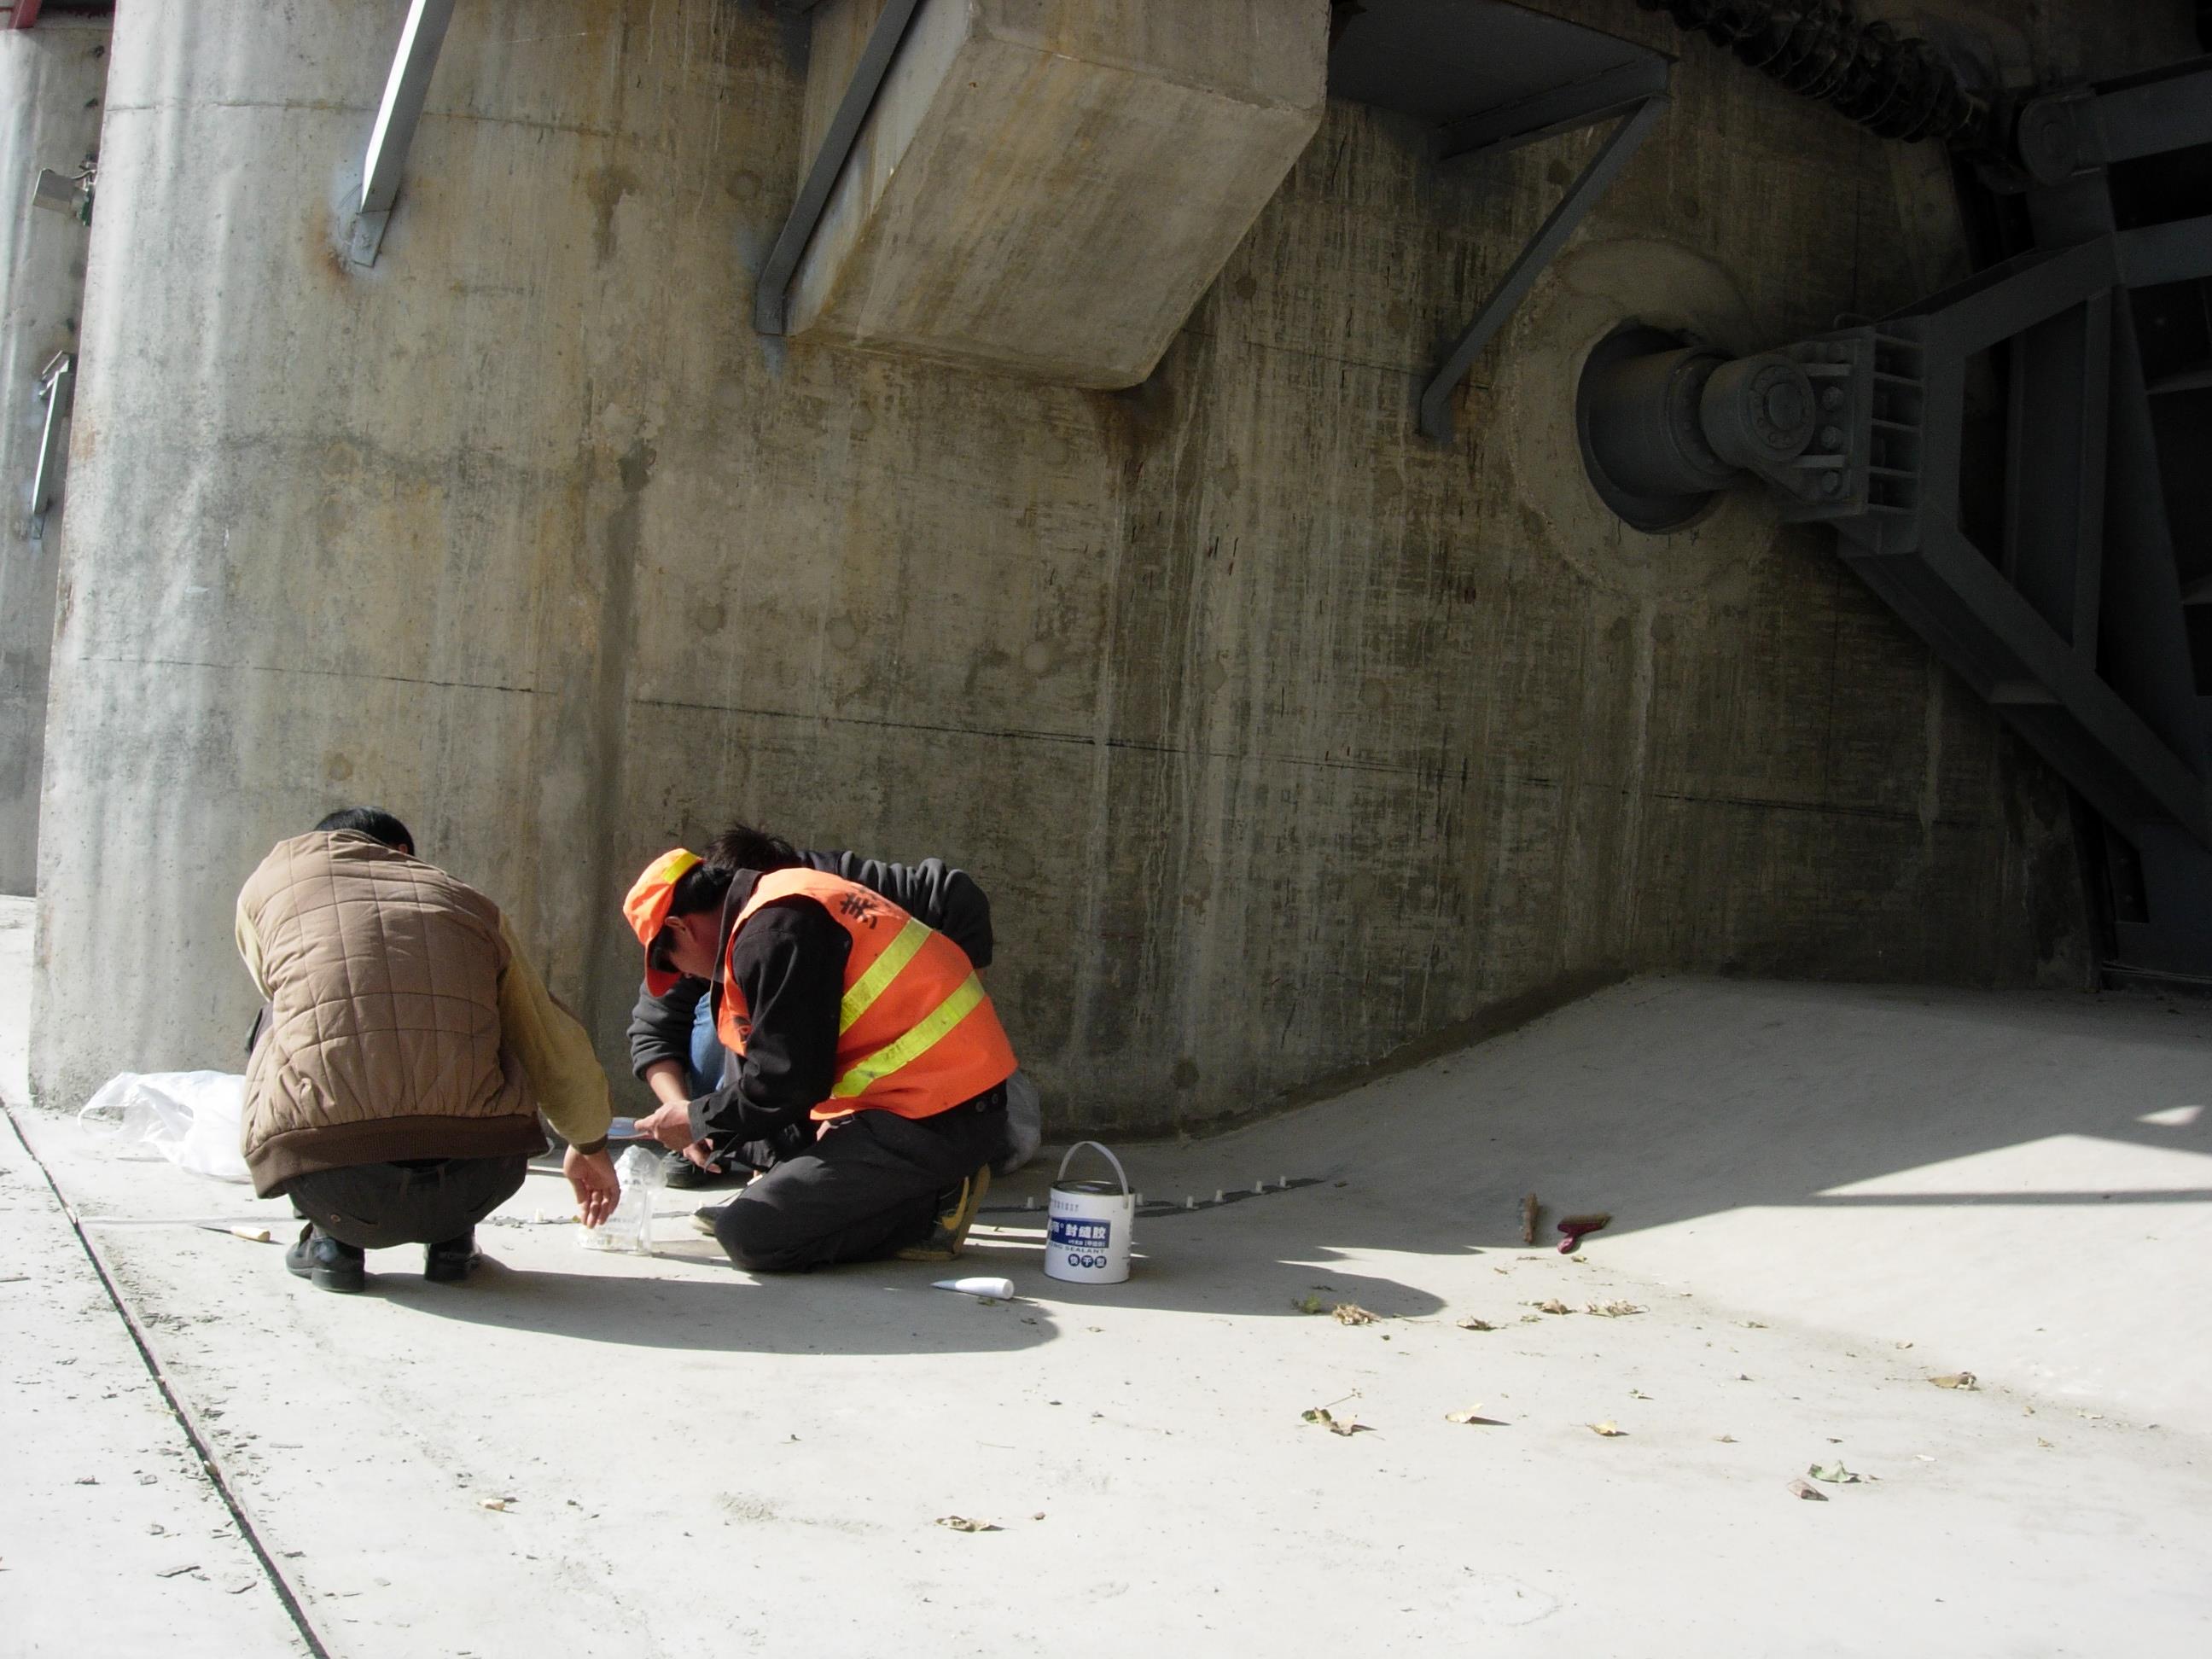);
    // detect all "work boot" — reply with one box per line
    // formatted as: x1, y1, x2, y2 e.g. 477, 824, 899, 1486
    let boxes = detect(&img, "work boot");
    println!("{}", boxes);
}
663, 1150, 746, 1191
894, 1163, 992, 1263
285, 1224, 364, 1293
423, 1231, 481, 1284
